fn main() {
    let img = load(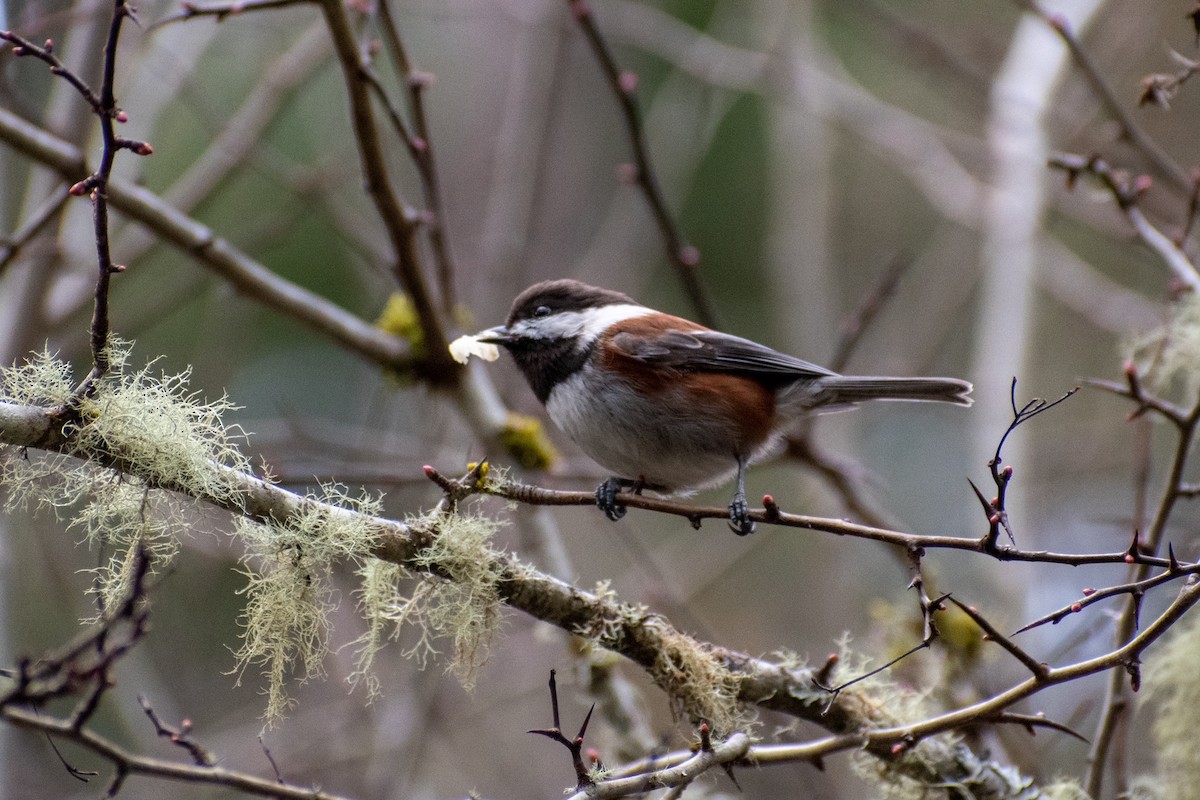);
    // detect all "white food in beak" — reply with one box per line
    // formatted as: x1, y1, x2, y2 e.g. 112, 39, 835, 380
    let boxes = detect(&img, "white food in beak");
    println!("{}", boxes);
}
449, 333, 501, 364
